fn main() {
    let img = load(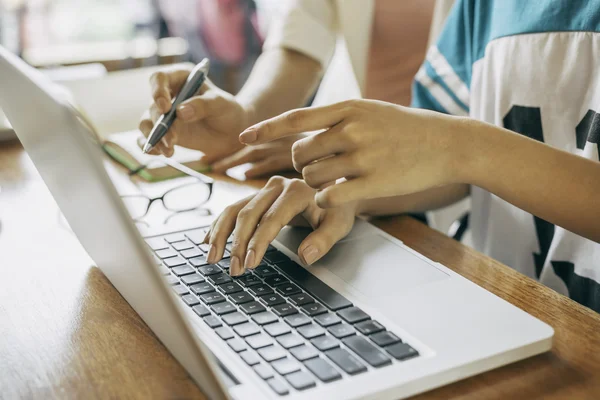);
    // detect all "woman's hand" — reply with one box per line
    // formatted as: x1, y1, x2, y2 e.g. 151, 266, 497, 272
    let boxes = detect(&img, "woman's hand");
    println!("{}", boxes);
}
210, 134, 304, 178
139, 67, 251, 163
203, 177, 358, 276
238, 99, 469, 208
